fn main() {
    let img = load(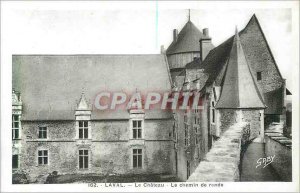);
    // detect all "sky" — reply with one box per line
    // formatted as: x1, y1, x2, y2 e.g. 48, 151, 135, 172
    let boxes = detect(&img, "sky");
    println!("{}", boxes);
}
1, 1, 298, 91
